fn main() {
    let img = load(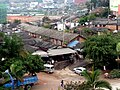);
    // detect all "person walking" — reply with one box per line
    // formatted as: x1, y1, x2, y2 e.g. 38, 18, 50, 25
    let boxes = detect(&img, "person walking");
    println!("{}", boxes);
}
60, 80, 64, 87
